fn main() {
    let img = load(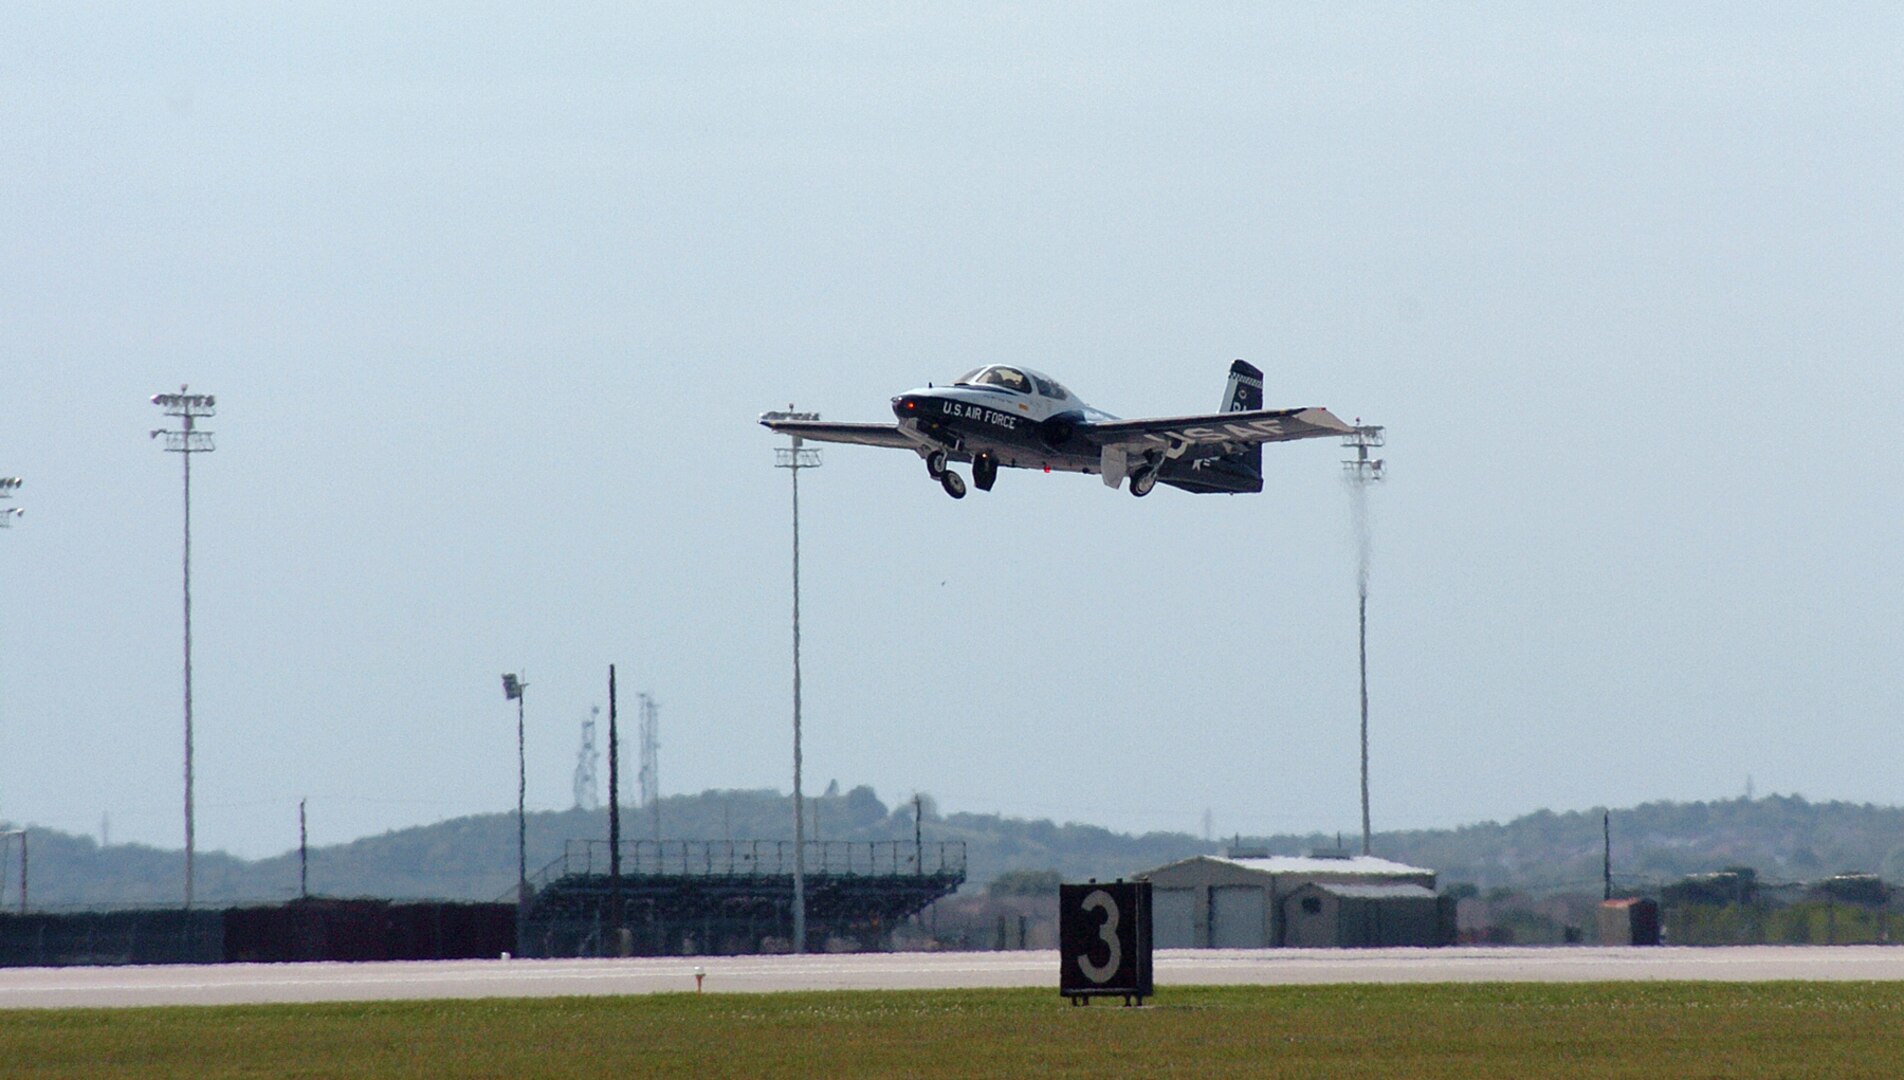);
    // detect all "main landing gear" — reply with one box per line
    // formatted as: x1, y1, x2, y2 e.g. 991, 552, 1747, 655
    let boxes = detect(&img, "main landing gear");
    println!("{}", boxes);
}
1128, 465, 1158, 497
